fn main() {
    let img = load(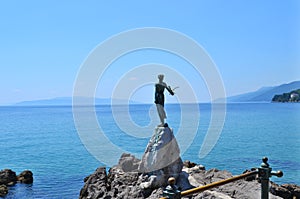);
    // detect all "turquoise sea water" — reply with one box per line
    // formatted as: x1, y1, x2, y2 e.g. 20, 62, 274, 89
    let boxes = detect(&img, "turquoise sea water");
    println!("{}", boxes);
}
0, 103, 299, 198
